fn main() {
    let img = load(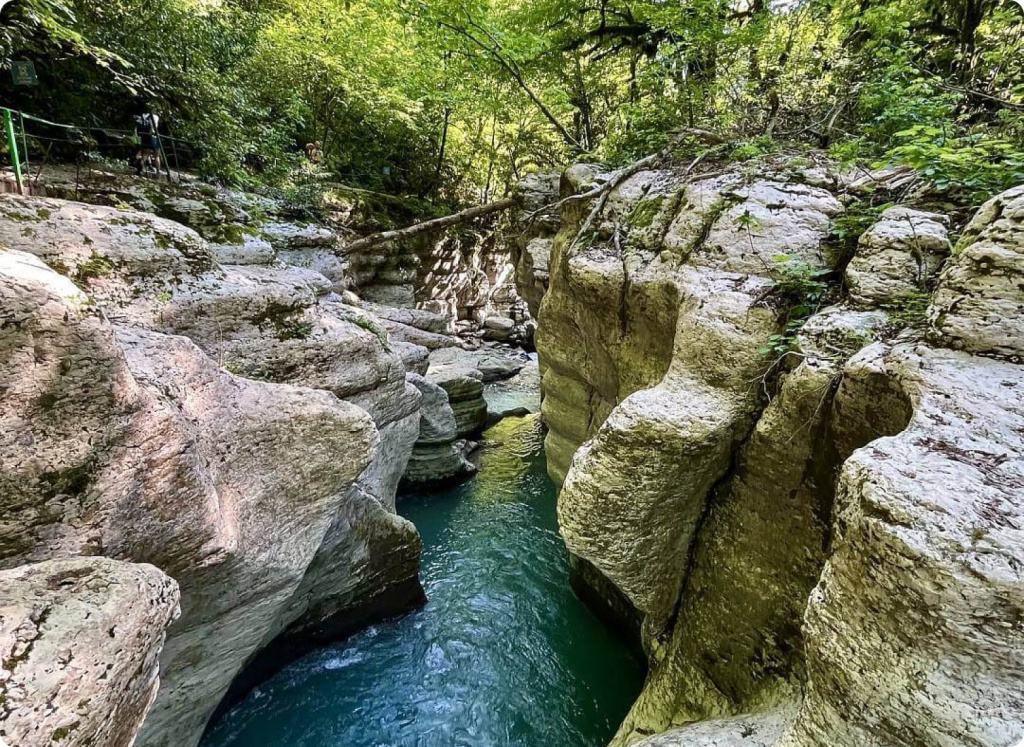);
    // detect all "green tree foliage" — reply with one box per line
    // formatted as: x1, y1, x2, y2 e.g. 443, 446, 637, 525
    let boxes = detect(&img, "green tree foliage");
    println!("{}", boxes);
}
0, 0, 1021, 204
